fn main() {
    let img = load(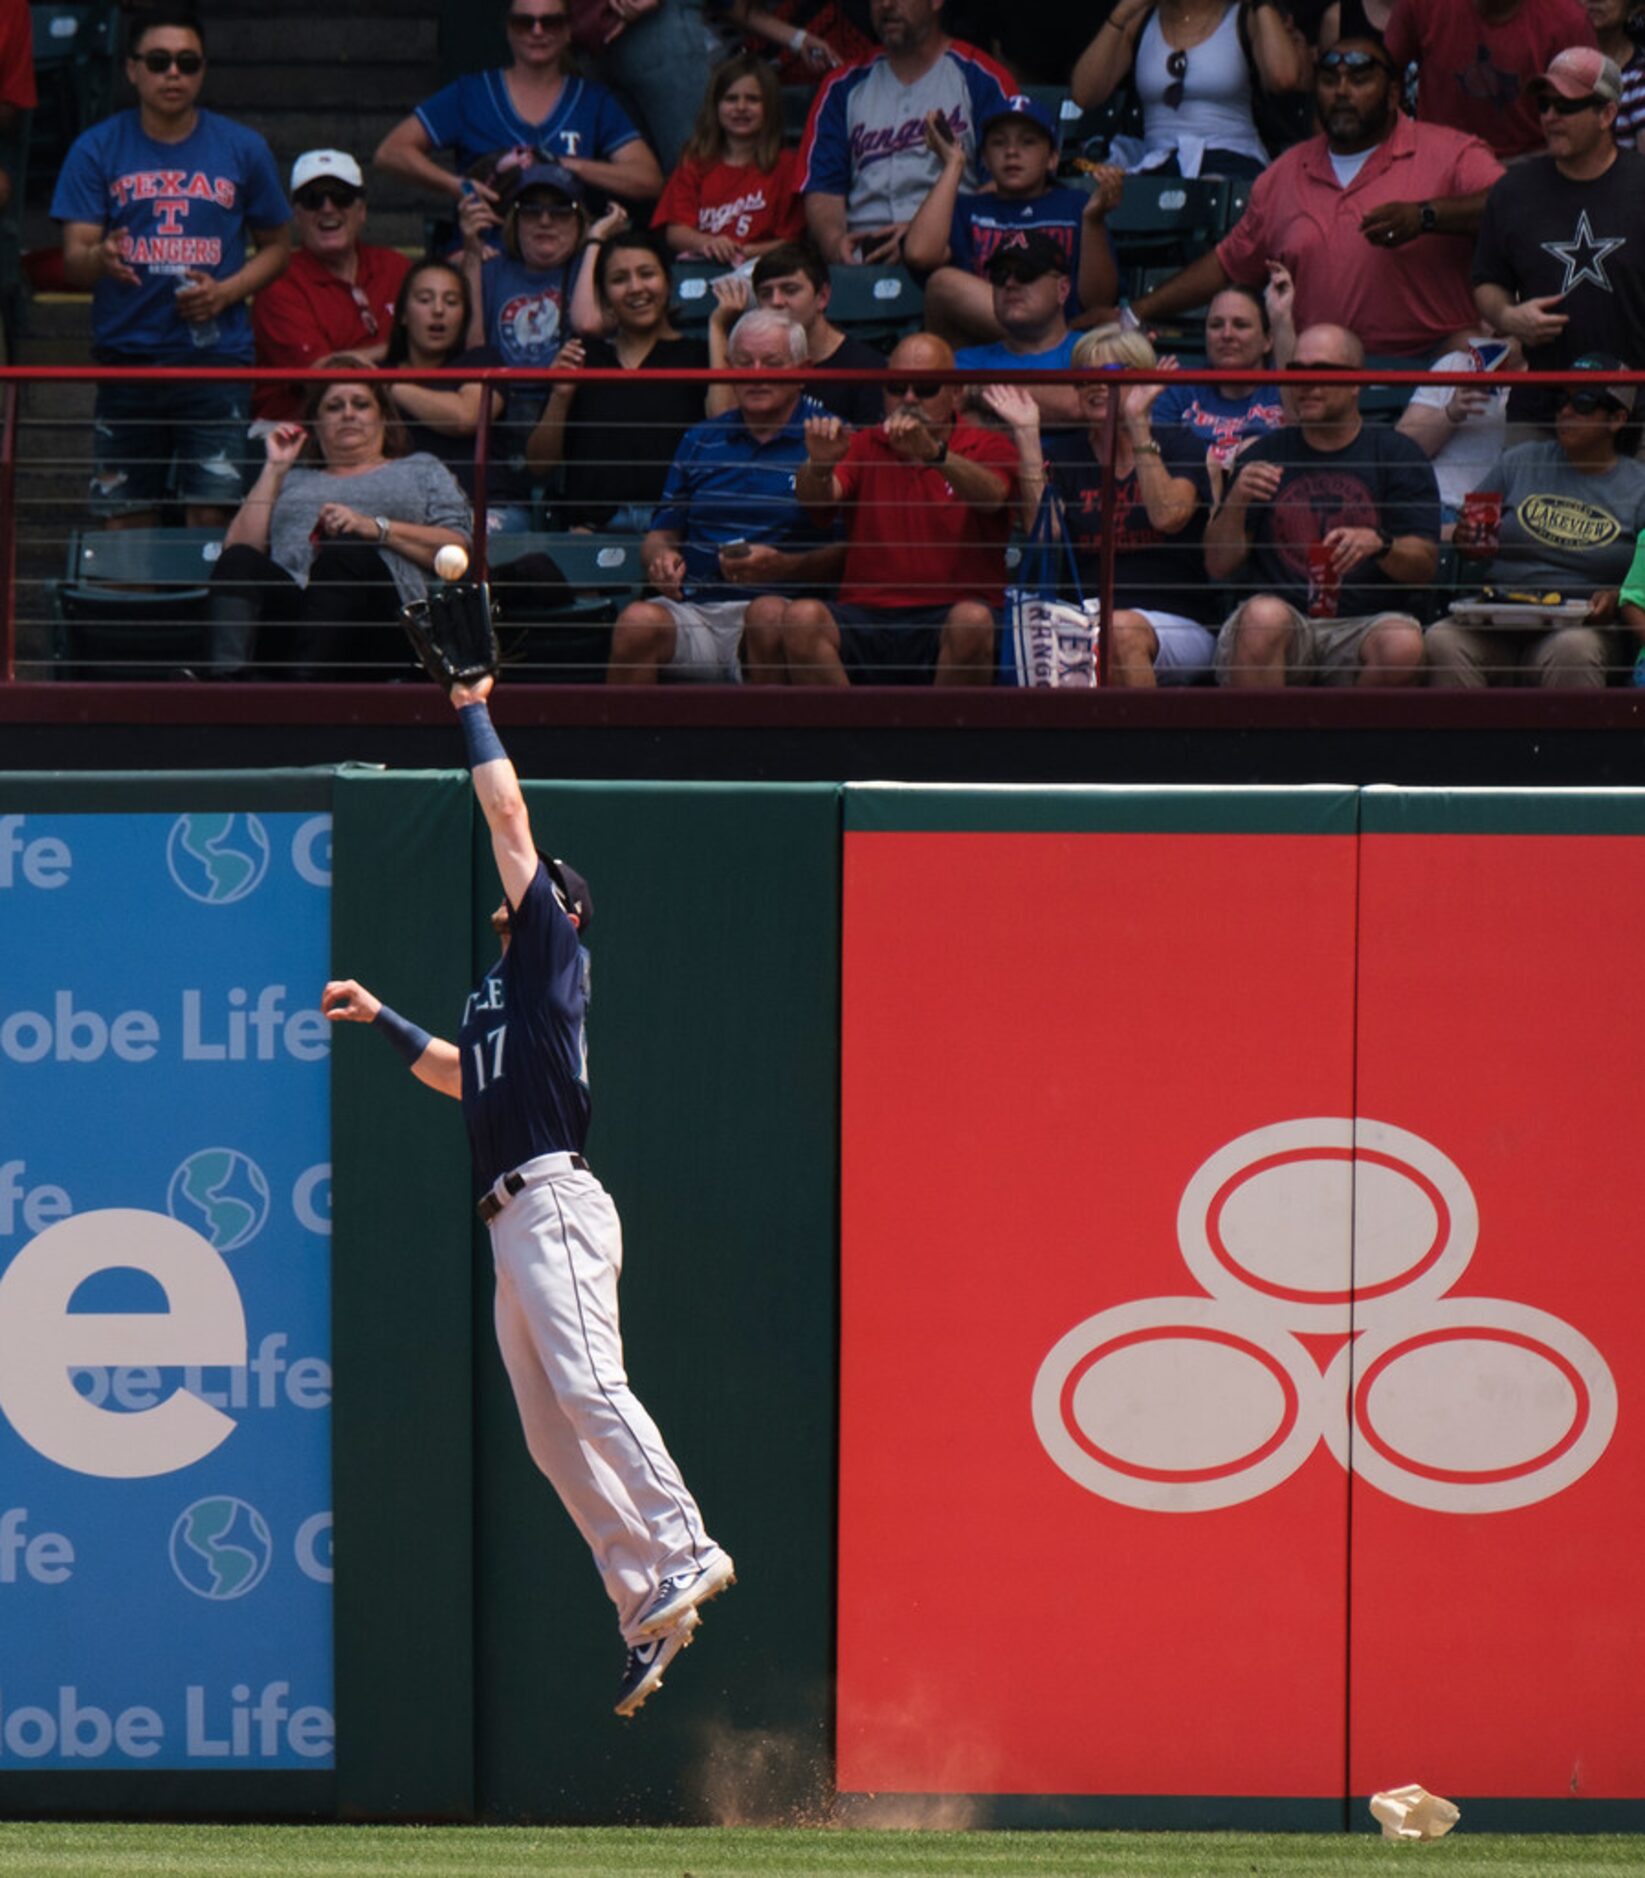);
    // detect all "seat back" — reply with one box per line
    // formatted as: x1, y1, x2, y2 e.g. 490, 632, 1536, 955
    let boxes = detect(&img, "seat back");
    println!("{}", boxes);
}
50, 528, 224, 681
